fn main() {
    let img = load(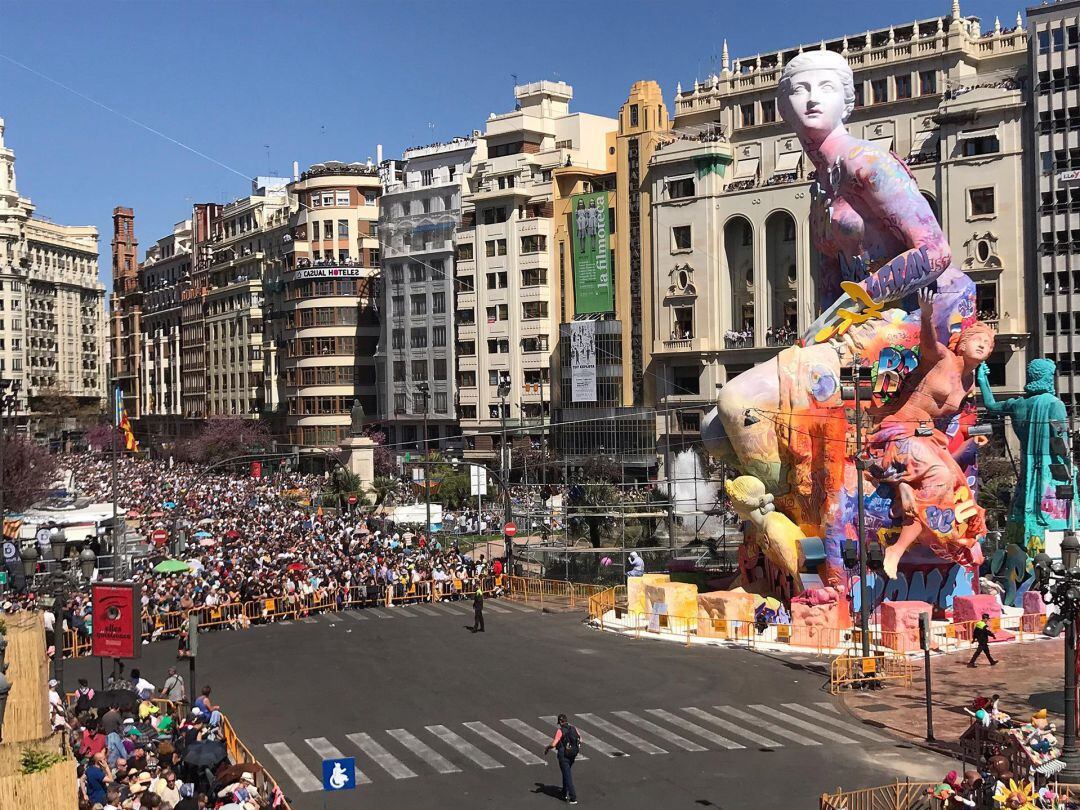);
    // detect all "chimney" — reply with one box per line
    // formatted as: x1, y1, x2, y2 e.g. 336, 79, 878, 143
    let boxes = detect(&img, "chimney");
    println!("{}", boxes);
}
377, 144, 383, 164
292, 160, 300, 181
